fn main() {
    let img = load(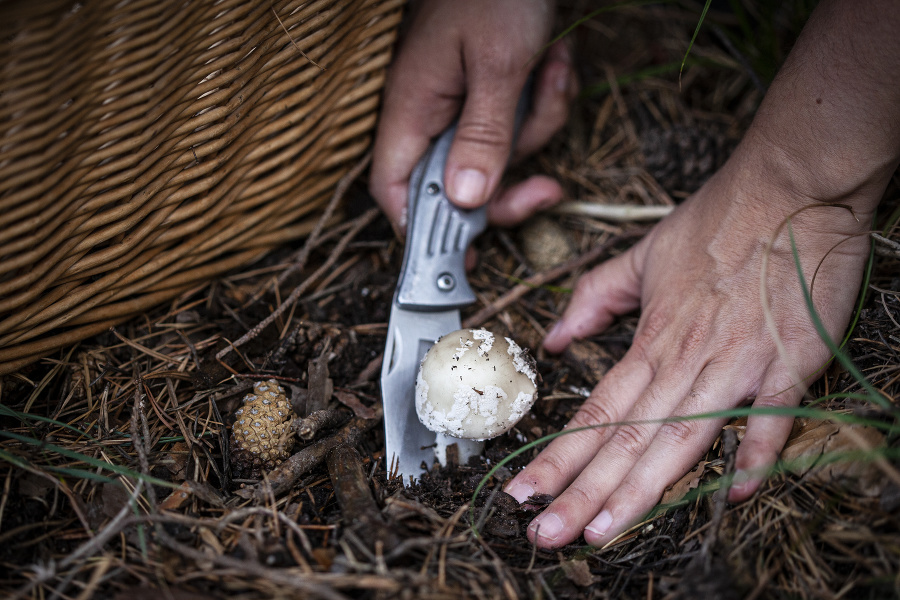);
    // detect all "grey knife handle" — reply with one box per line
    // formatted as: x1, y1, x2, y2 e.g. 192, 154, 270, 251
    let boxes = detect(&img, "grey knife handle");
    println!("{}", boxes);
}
395, 80, 532, 310
396, 125, 485, 310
